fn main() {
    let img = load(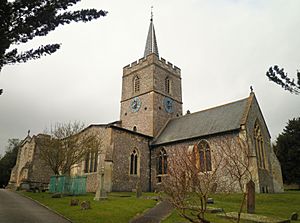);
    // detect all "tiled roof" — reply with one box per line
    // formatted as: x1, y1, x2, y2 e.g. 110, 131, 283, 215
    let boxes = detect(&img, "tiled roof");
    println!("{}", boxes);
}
152, 96, 251, 145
